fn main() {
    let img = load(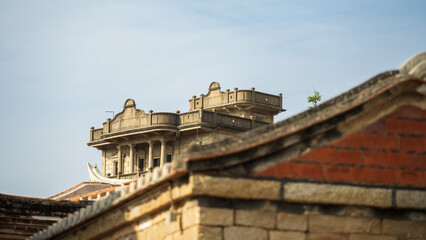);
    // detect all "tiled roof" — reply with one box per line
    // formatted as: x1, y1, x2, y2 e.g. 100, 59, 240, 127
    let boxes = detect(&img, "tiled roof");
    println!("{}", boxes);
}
49, 182, 114, 199
0, 193, 89, 239
49, 182, 116, 200
66, 185, 120, 201
29, 163, 184, 240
